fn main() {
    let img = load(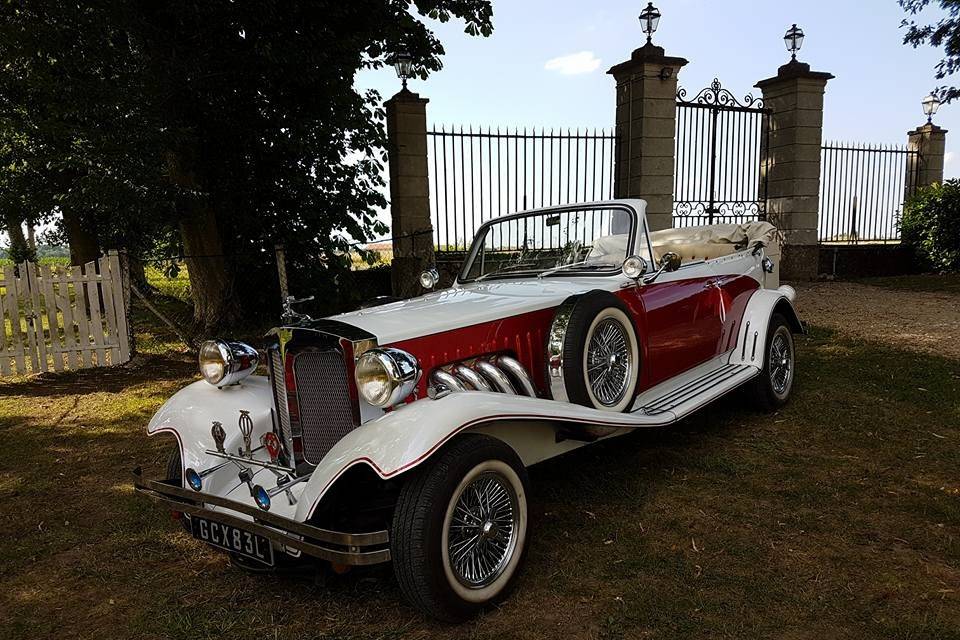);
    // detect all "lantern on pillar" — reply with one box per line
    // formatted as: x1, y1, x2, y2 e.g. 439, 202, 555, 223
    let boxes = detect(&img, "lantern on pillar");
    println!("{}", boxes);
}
639, 3, 661, 44
393, 49, 414, 90
922, 93, 941, 124
783, 24, 804, 61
